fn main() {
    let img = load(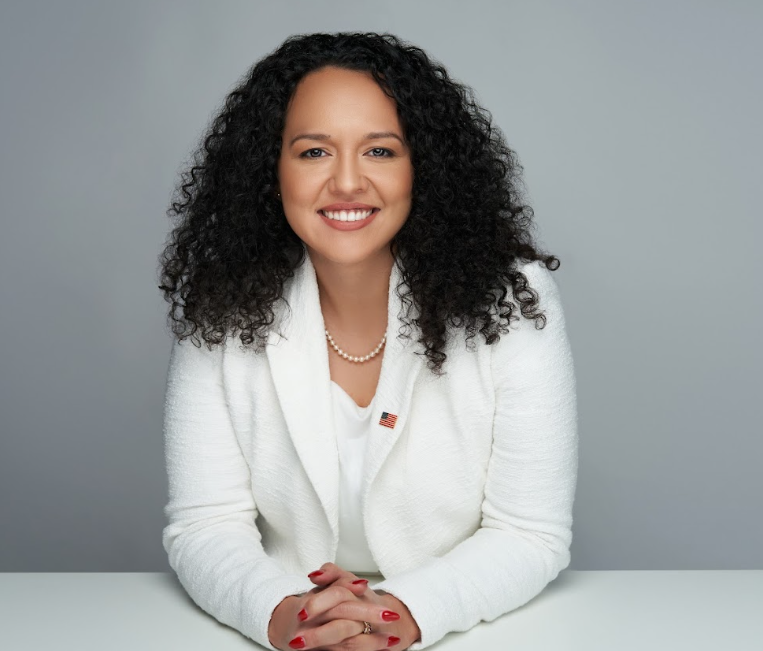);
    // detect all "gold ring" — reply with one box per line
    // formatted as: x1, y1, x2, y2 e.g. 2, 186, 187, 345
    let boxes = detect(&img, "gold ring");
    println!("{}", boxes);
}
362, 621, 372, 634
